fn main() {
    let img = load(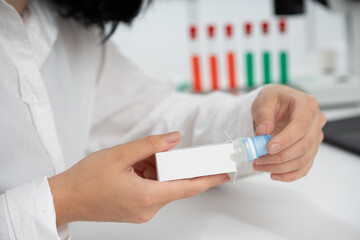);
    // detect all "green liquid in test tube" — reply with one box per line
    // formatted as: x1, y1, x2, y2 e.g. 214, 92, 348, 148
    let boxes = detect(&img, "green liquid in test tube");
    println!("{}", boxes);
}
261, 22, 271, 85
263, 51, 271, 84
244, 22, 254, 88
279, 19, 289, 85
246, 52, 254, 87
280, 51, 288, 84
